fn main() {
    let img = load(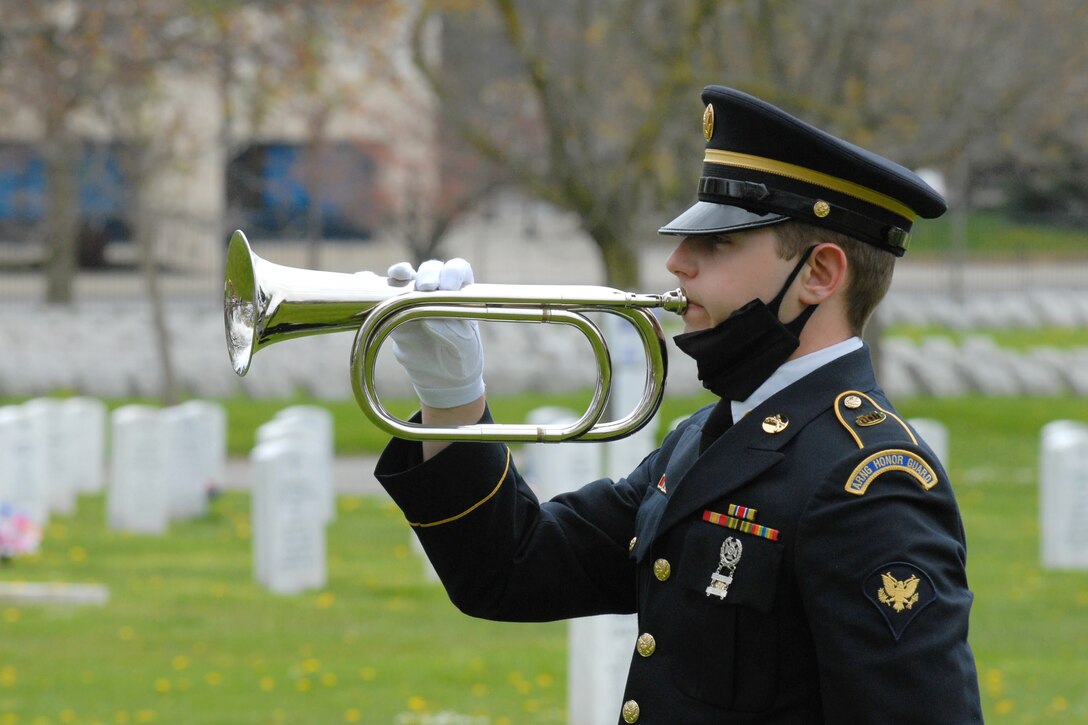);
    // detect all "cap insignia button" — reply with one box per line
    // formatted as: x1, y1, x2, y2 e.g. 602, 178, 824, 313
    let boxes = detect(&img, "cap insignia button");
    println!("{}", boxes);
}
703, 103, 715, 141
844, 395, 863, 410
813, 199, 831, 218
622, 700, 641, 723
628, 537, 638, 553
636, 633, 657, 657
